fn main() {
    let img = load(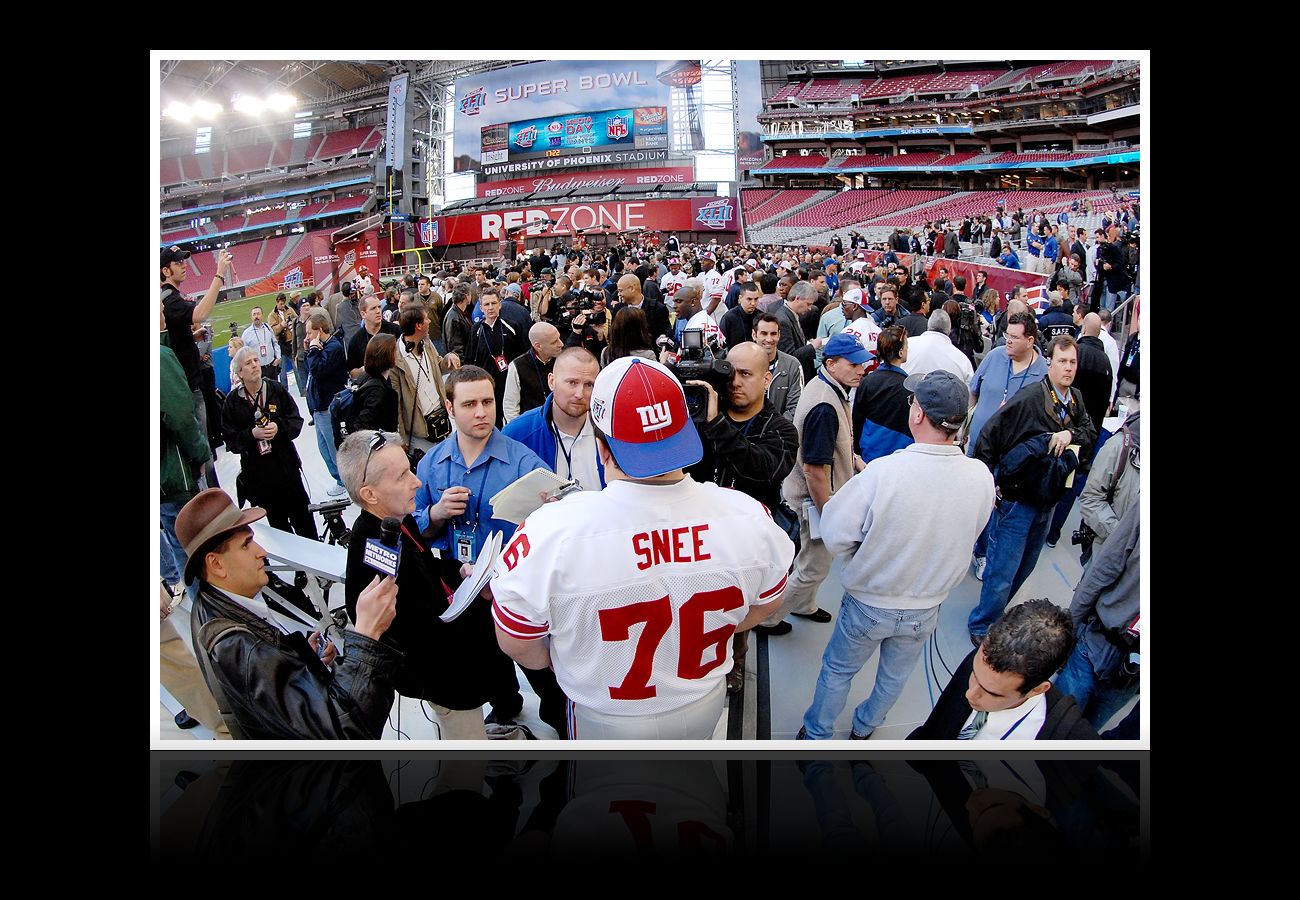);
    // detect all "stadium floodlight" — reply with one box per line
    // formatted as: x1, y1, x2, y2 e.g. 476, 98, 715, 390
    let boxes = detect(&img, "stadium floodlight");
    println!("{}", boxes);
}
233, 95, 265, 115
266, 93, 296, 112
192, 100, 222, 118
163, 102, 193, 122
